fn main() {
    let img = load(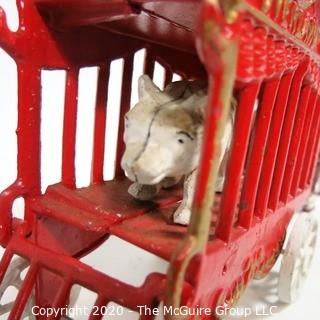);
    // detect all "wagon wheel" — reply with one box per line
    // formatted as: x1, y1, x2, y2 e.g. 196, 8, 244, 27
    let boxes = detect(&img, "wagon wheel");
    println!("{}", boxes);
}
0, 256, 35, 319
278, 212, 318, 303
